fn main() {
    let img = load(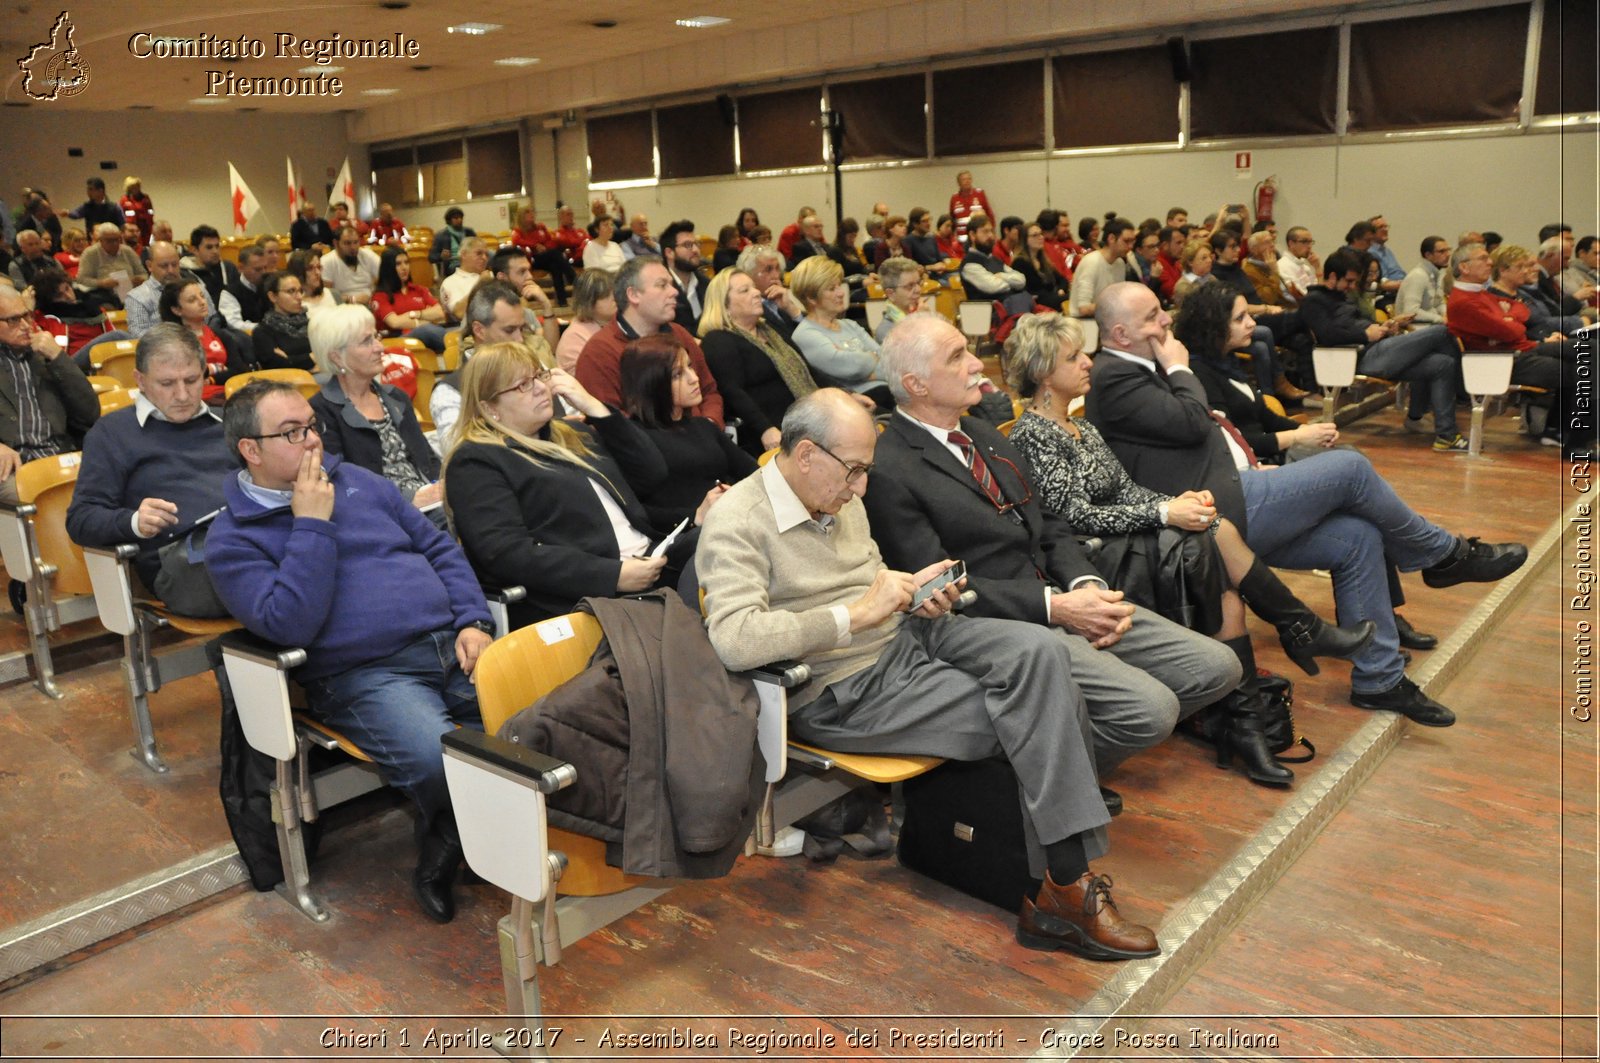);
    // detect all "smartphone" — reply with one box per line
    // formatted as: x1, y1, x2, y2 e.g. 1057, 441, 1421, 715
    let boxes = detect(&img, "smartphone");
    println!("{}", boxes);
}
909, 560, 967, 611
